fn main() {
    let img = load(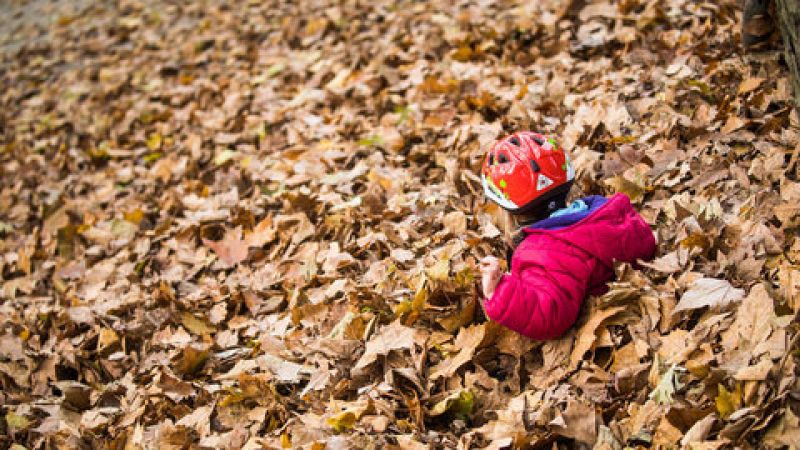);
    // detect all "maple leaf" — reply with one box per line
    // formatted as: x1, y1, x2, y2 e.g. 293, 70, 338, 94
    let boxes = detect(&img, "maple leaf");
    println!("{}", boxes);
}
202, 226, 249, 267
